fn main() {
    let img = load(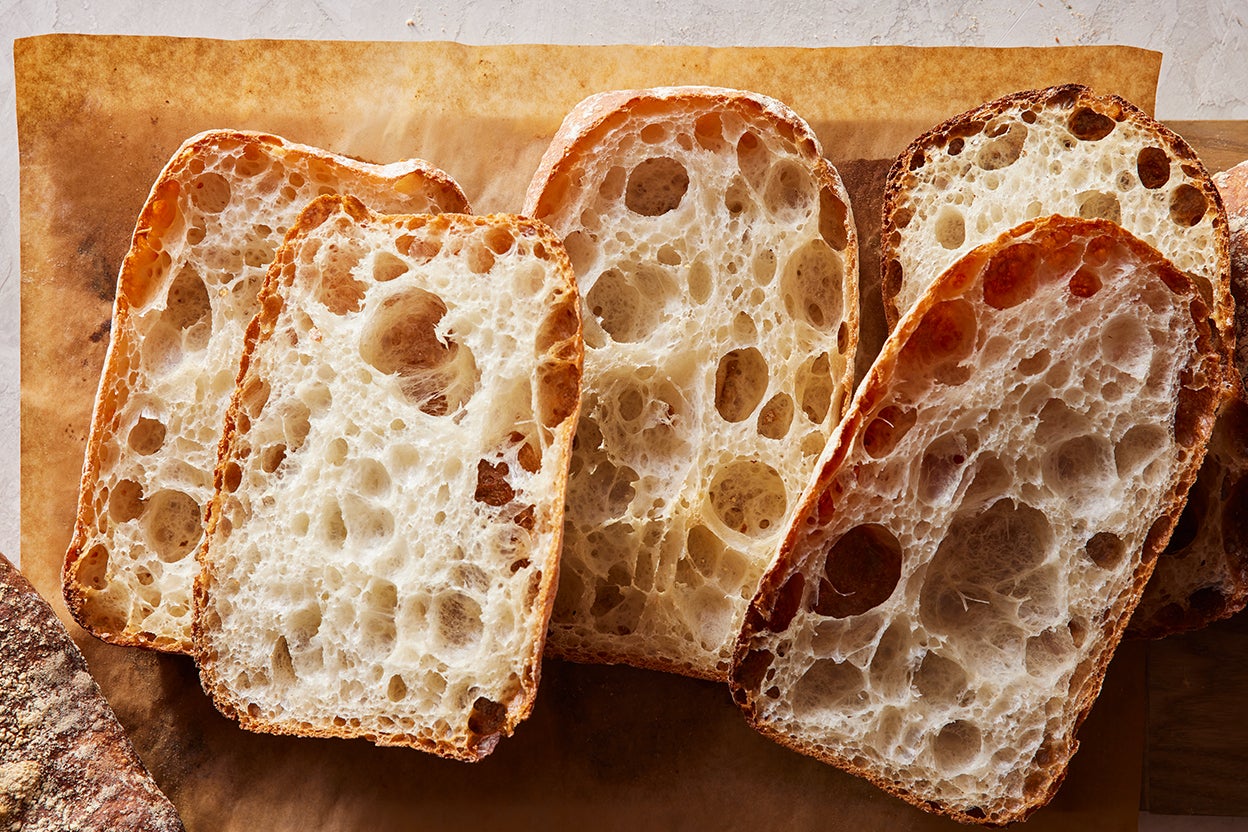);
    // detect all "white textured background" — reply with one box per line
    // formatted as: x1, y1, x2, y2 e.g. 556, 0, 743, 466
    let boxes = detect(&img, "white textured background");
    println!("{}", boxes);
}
2, 2, 1247, 829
